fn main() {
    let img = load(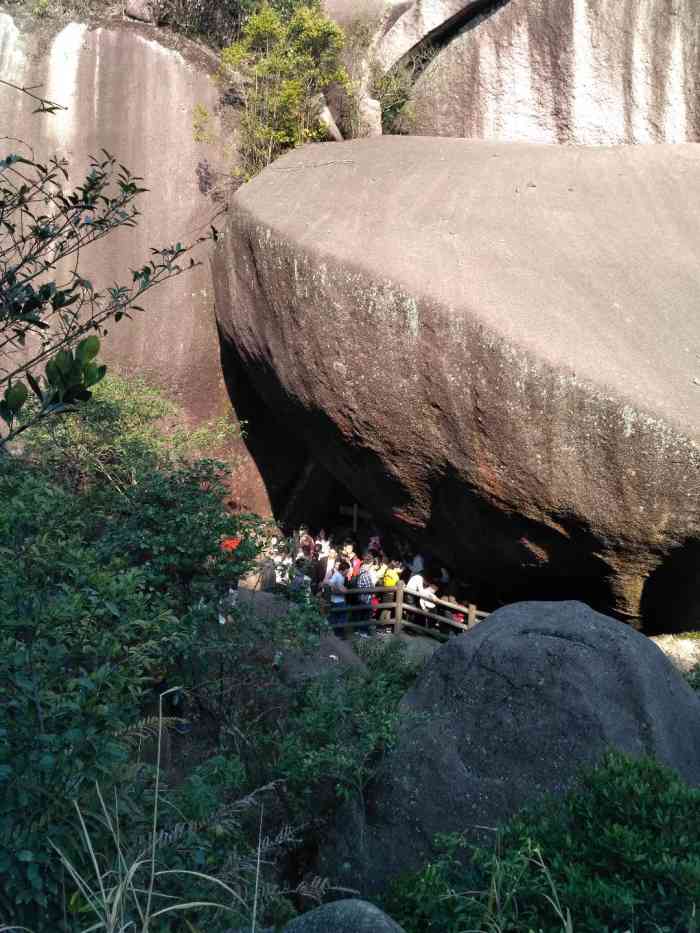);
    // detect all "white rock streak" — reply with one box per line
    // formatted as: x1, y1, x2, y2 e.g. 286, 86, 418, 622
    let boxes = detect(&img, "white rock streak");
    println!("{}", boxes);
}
631, 0, 654, 143
92, 27, 102, 125
664, 16, 687, 143
45, 22, 87, 157
572, 0, 626, 144
0, 12, 25, 83
498, 18, 555, 144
